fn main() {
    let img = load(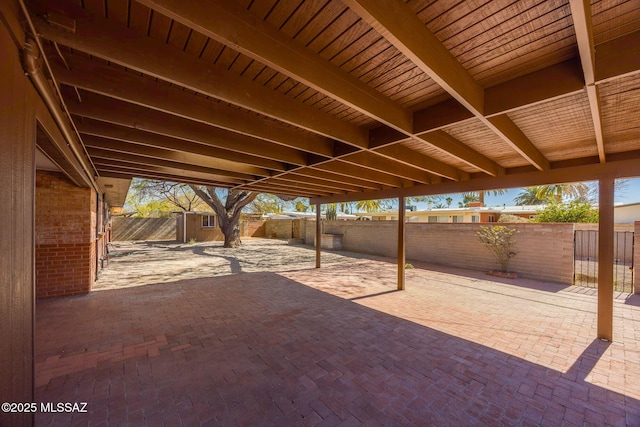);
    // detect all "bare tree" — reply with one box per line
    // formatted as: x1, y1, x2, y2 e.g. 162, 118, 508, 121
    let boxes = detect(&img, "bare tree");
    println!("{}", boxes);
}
189, 186, 257, 248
